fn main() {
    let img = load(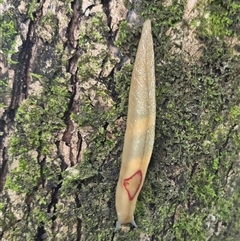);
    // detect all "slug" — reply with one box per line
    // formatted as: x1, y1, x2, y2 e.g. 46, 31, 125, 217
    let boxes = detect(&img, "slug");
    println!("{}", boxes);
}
115, 19, 155, 231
